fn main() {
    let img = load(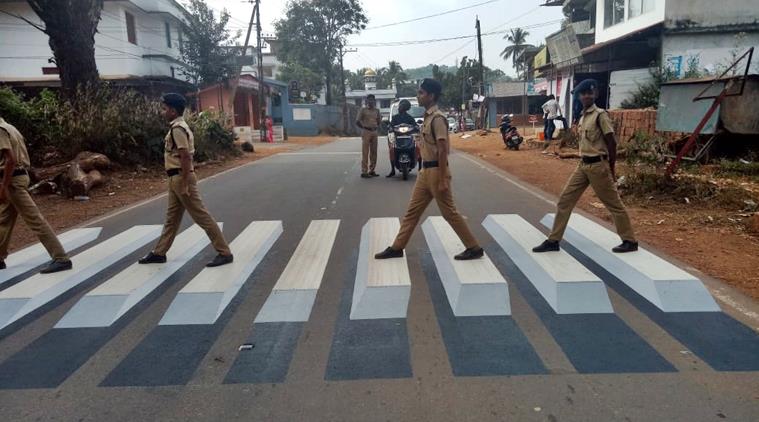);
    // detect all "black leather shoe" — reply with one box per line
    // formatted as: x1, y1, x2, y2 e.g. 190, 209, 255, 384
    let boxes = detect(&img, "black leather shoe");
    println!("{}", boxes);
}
612, 240, 639, 253
532, 240, 560, 253
375, 247, 404, 259
40, 259, 73, 274
386, 171, 396, 178
0, 260, 5, 270
454, 247, 484, 260
207, 254, 234, 267
138, 252, 167, 264
360, 173, 371, 178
